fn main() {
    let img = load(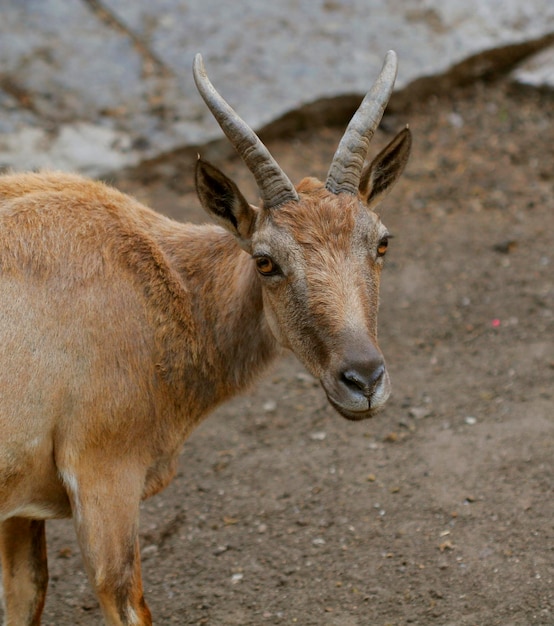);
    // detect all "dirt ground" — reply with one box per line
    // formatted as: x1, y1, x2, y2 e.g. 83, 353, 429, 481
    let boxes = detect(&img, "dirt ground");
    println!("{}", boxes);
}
11, 76, 554, 625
